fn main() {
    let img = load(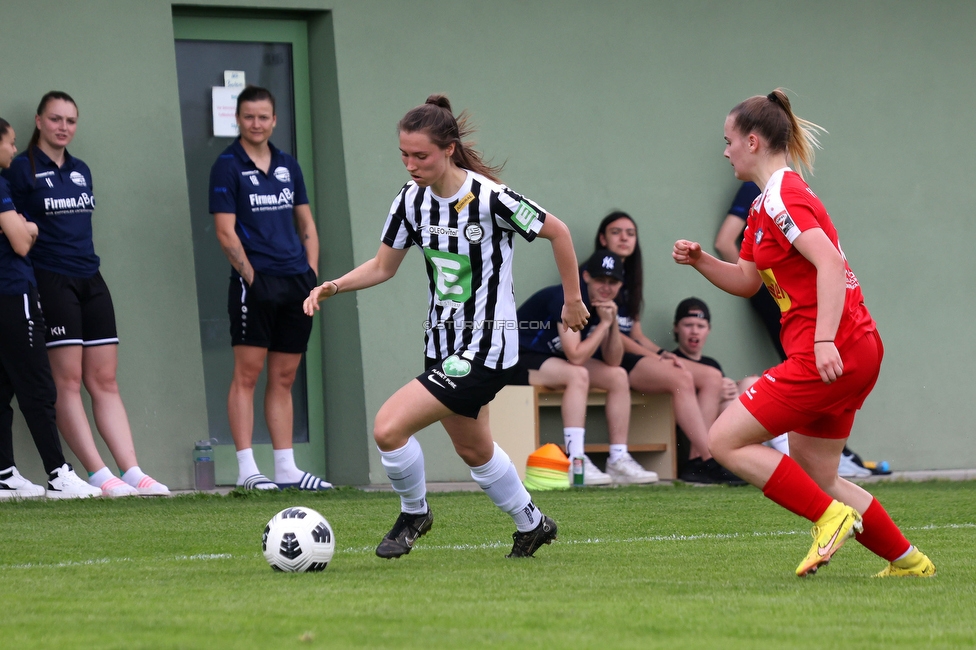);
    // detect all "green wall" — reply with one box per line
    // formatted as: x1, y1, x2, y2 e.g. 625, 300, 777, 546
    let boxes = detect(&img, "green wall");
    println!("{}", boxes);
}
3, 0, 974, 487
